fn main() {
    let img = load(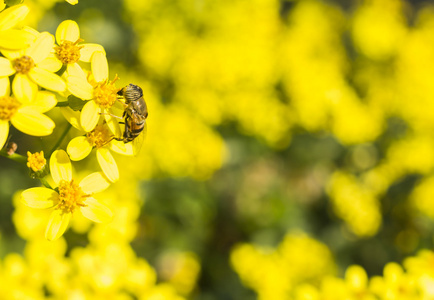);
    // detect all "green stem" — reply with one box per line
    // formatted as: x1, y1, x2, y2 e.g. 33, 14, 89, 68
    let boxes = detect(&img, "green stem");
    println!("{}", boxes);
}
0, 149, 27, 164
48, 123, 72, 157
39, 177, 53, 189
56, 101, 69, 107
